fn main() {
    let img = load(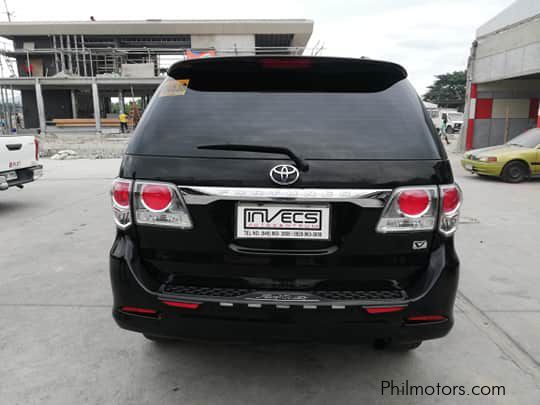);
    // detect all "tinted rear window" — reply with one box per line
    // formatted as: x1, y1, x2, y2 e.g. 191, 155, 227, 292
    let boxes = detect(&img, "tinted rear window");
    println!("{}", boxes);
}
128, 77, 440, 160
